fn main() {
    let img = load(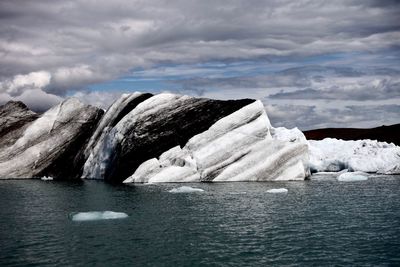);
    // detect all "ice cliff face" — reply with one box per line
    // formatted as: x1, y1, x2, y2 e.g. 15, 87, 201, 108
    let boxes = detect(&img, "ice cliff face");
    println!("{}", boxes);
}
123, 101, 309, 183
2, 92, 395, 182
0, 98, 103, 179
82, 93, 259, 182
0, 101, 38, 149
